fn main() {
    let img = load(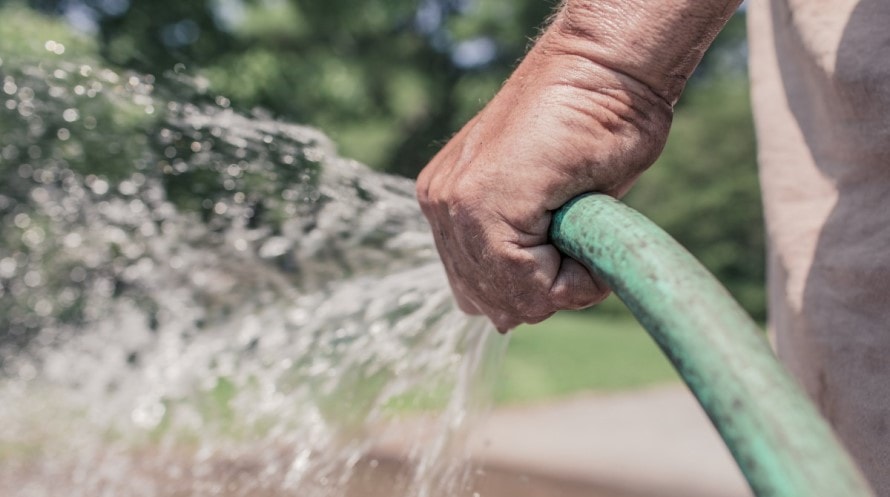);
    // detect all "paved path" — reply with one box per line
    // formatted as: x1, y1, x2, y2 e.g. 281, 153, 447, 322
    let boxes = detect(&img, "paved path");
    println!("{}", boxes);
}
375, 384, 753, 497
467, 384, 752, 497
